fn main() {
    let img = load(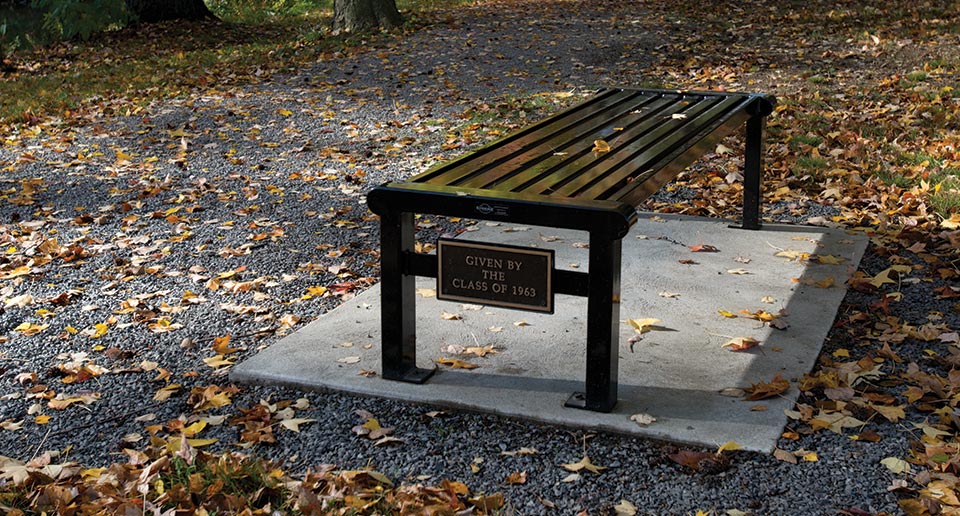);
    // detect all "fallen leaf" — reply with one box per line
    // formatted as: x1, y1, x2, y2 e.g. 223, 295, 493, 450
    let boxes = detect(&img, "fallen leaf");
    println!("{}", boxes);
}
501, 447, 538, 456
626, 318, 661, 334
592, 139, 611, 153
744, 374, 789, 400
722, 337, 760, 352
416, 288, 436, 298
614, 499, 638, 516
279, 418, 316, 432
464, 345, 498, 357
337, 356, 361, 364
689, 244, 719, 252
868, 265, 911, 288
561, 456, 607, 474
504, 471, 527, 484
630, 413, 656, 426
774, 448, 798, 464
880, 457, 911, 474
441, 312, 462, 320
436, 357, 479, 369
717, 441, 743, 453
